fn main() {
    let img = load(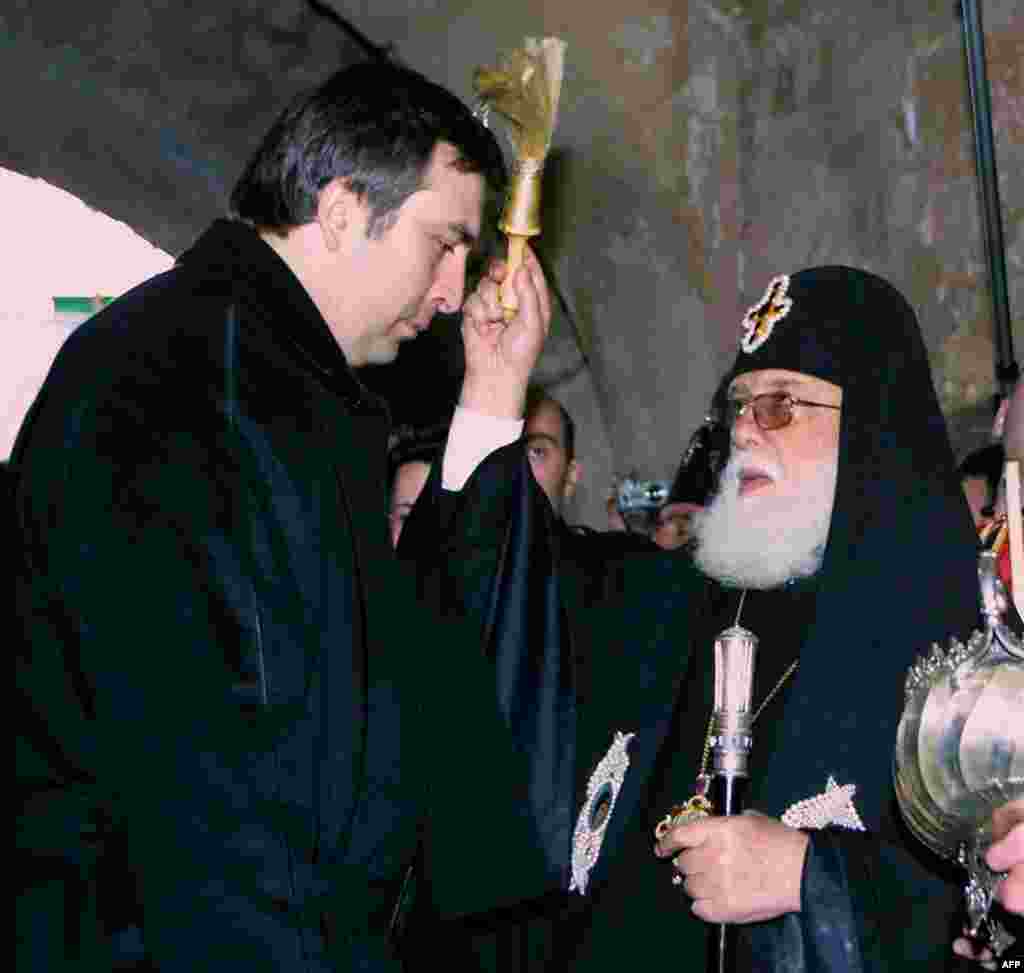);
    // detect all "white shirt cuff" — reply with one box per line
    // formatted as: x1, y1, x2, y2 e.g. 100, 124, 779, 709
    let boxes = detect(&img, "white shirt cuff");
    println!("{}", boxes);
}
442, 405, 524, 491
